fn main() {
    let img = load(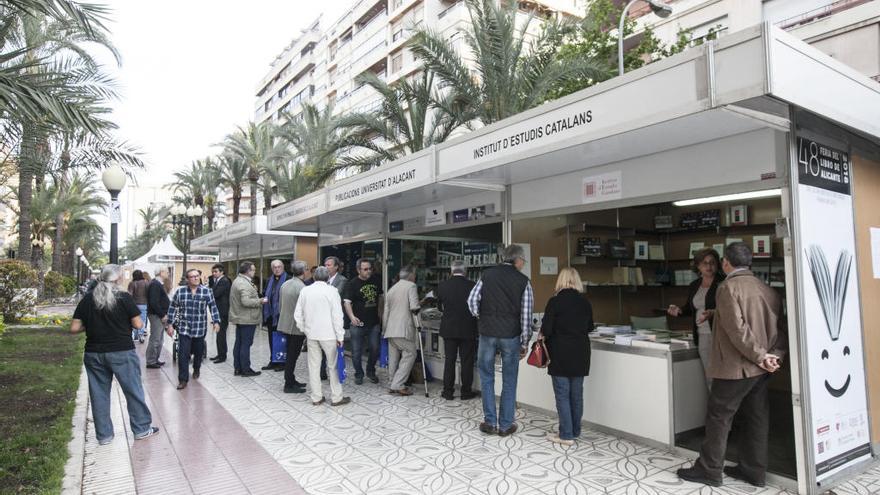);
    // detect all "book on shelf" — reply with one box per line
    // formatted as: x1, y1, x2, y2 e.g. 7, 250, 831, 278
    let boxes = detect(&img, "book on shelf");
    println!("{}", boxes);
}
648, 244, 665, 260
753, 235, 772, 258
611, 267, 644, 285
